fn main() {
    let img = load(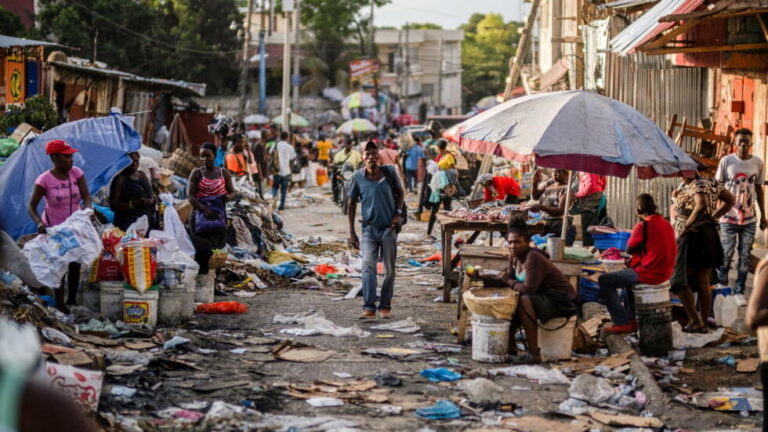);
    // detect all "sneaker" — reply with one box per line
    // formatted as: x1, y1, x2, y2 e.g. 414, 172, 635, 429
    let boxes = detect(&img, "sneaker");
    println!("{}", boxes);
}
603, 320, 638, 334
358, 310, 376, 320
379, 309, 392, 319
